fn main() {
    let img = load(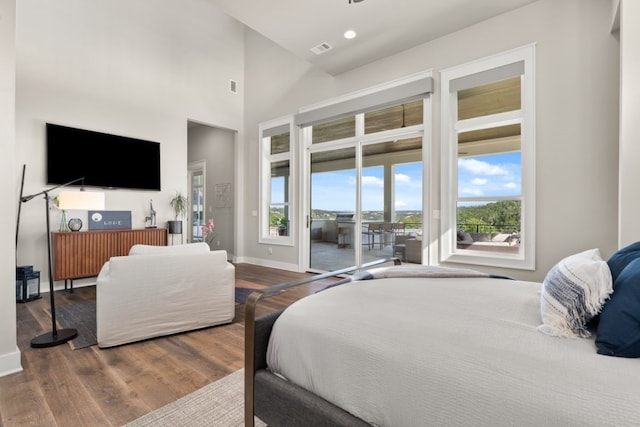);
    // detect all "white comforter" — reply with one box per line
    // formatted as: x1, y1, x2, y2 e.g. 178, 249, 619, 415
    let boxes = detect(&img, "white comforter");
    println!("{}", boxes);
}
267, 275, 640, 426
